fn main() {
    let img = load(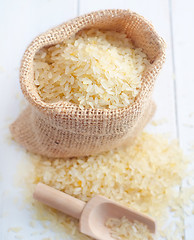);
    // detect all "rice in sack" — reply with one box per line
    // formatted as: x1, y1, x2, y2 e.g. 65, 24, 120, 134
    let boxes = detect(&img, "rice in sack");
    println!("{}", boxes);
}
10, 9, 166, 158
33, 29, 150, 109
